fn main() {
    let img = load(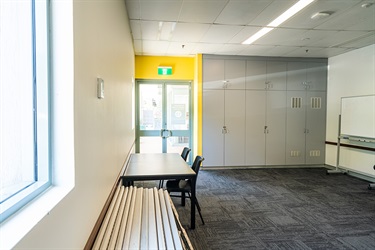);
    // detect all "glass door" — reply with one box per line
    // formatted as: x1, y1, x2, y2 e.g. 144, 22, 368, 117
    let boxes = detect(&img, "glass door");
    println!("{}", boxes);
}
136, 81, 192, 159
